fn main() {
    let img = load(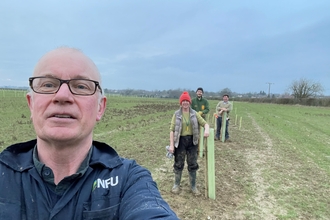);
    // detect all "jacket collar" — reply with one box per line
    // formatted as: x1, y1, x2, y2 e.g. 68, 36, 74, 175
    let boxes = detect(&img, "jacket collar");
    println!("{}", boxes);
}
0, 139, 123, 172
177, 107, 197, 116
